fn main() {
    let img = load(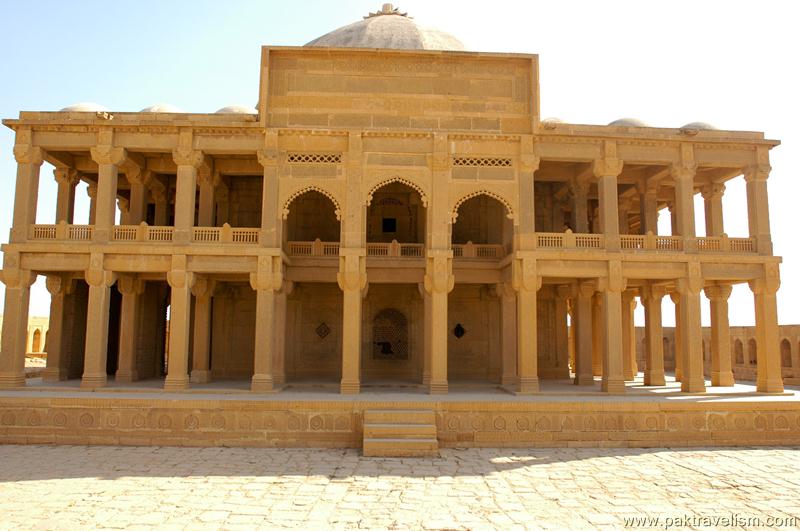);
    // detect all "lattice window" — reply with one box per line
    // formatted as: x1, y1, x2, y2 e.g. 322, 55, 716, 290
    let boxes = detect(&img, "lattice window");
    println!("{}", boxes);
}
452, 156, 512, 167
372, 308, 408, 361
287, 152, 342, 164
